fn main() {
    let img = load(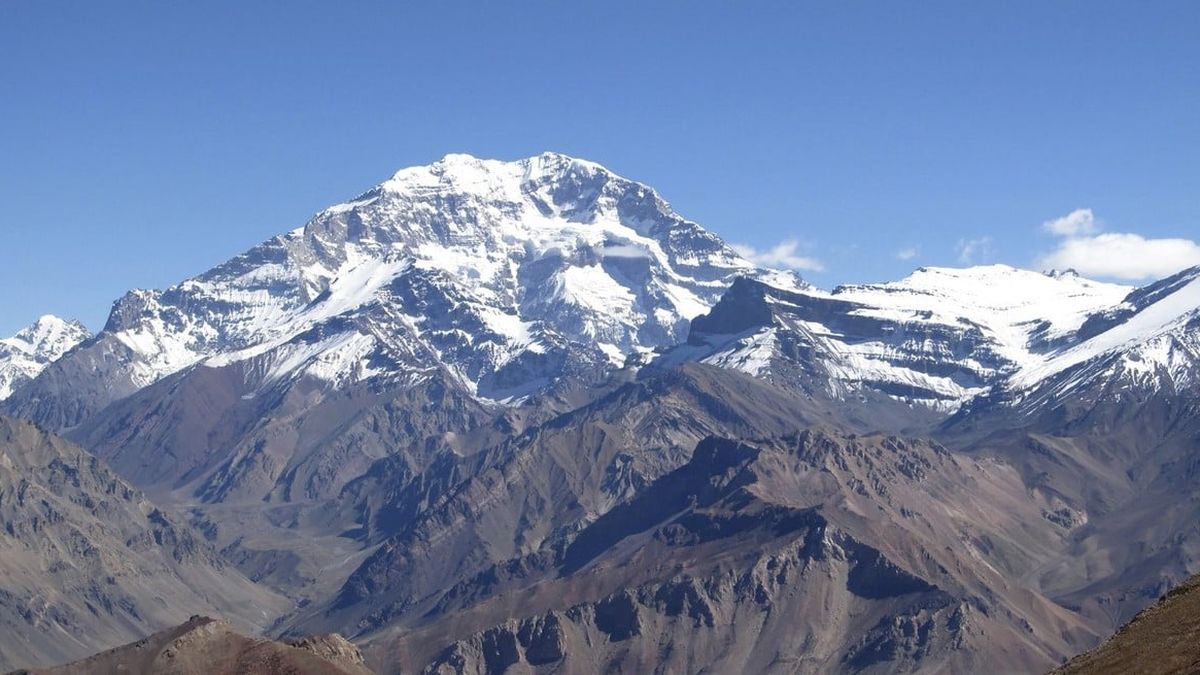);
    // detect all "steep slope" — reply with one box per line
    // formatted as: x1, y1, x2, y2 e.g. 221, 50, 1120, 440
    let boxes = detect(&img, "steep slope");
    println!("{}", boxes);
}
663, 266, 1128, 411
15, 615, 373, 675
1051, 573, 1200, 675
0, 316, 89, 400
349, 432, 1098, 674
0, 416, 288, 671
5, 152, 801, 432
